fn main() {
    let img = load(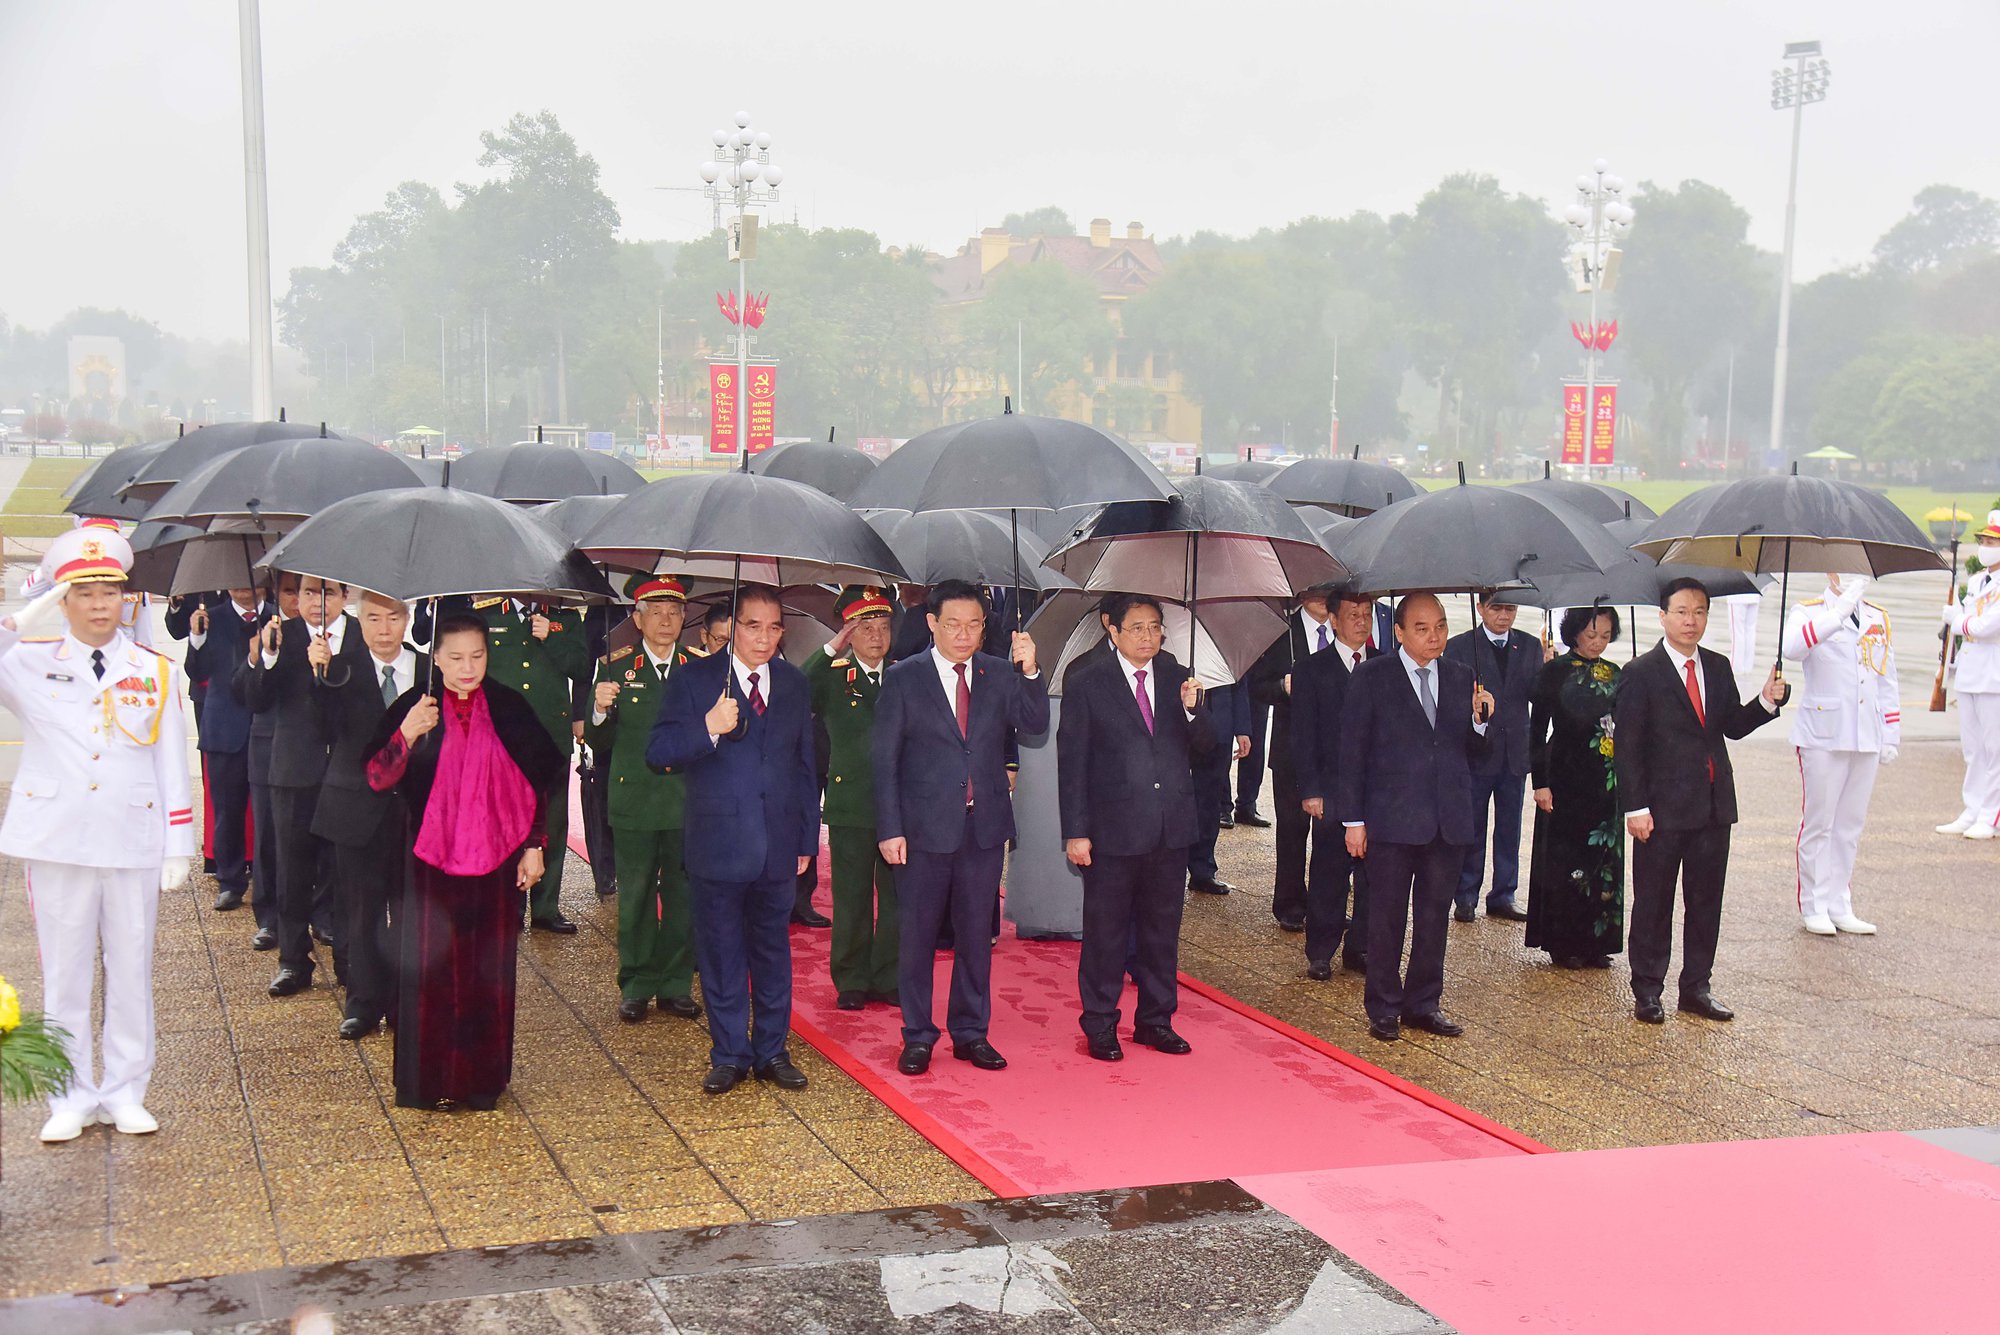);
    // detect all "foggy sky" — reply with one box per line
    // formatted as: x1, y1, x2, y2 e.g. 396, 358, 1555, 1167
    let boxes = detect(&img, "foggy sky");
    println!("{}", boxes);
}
3, 0, 1995, 343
